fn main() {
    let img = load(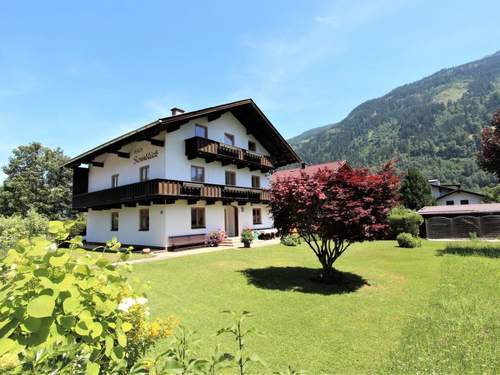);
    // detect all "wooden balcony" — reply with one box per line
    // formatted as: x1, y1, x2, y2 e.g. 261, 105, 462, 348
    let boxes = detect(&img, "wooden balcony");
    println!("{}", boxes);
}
185, 137, 274, 172
73, 179, 271, 210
